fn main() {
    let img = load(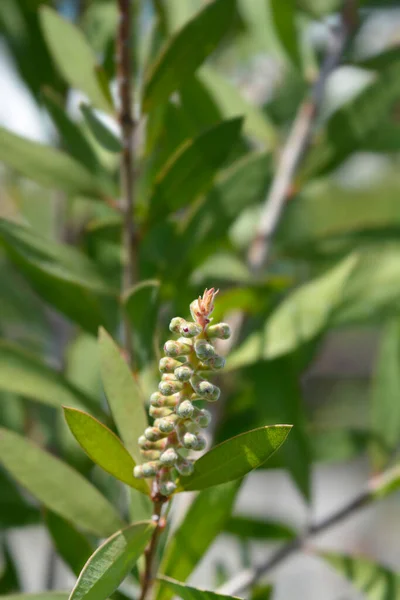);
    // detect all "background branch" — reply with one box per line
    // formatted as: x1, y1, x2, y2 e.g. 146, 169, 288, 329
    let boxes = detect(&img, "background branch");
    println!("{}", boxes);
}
218, 465, 400, 596
117, 0, 136, 365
